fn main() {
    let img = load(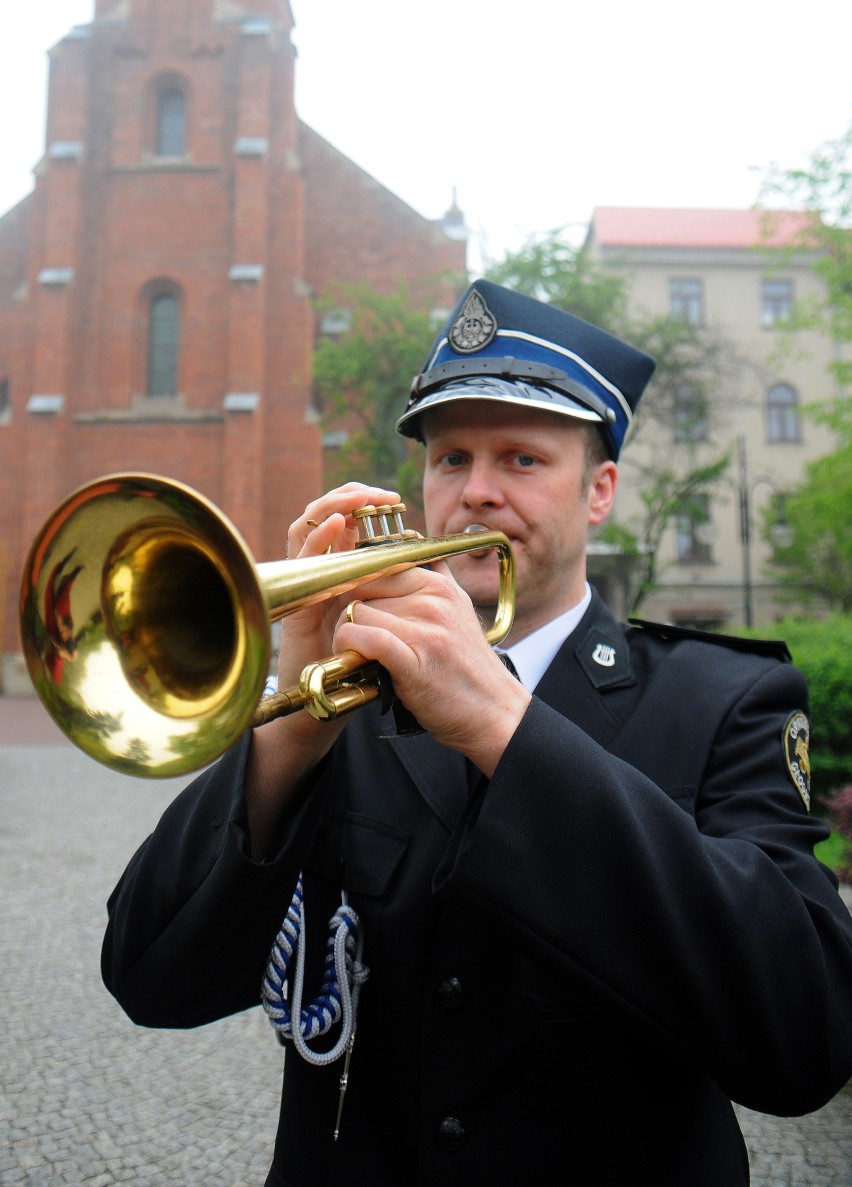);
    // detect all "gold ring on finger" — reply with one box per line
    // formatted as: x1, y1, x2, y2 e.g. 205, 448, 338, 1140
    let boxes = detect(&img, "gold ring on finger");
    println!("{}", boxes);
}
345, 599, 362, 625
